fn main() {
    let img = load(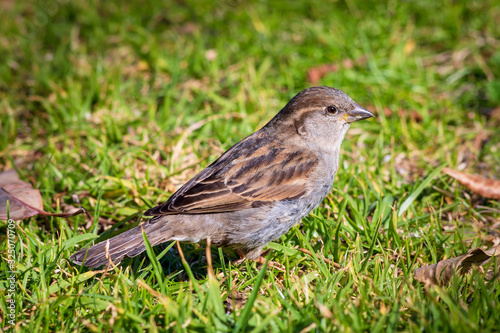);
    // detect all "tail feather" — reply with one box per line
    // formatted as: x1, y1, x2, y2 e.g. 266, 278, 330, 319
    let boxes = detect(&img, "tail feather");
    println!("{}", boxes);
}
70, 221, 170, 268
